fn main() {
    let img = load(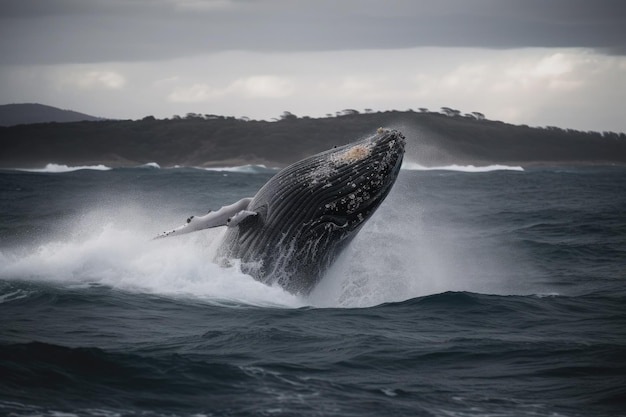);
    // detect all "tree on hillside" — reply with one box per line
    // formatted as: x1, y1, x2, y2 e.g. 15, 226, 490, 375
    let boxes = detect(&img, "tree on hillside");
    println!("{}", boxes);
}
441, 107, 461, 117
336, 109, 359, 117
280, 111, 298, 121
